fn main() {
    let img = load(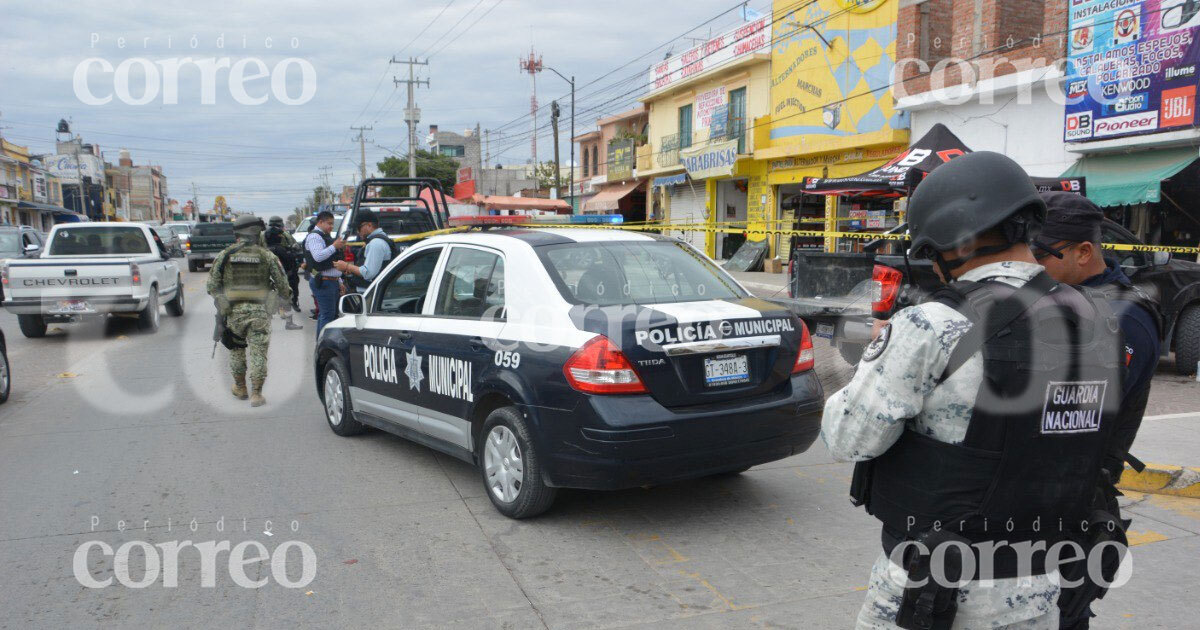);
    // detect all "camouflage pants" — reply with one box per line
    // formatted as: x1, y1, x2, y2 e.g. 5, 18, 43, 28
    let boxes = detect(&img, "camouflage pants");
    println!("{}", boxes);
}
227, 303, 272, 383
855, 553, 1060, 629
